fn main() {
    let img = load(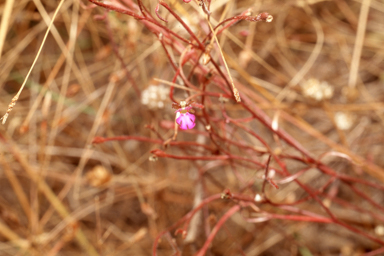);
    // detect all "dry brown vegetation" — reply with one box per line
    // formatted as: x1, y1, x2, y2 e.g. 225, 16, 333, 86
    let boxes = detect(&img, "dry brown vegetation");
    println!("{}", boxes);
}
1, 0, 384, 255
